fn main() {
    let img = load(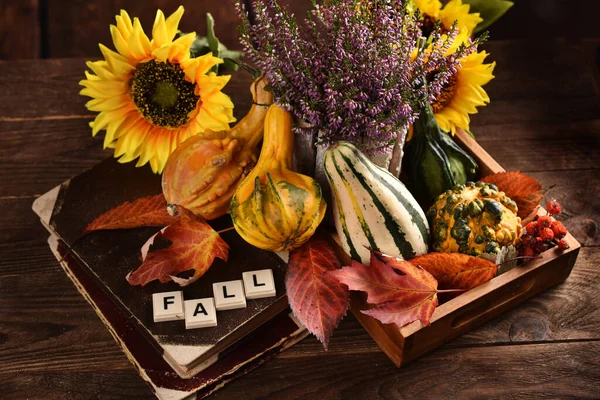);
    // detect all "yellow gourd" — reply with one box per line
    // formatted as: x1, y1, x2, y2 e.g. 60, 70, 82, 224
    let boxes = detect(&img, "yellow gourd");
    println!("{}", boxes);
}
161, 76, 272, 219
230, 104, 327, 251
